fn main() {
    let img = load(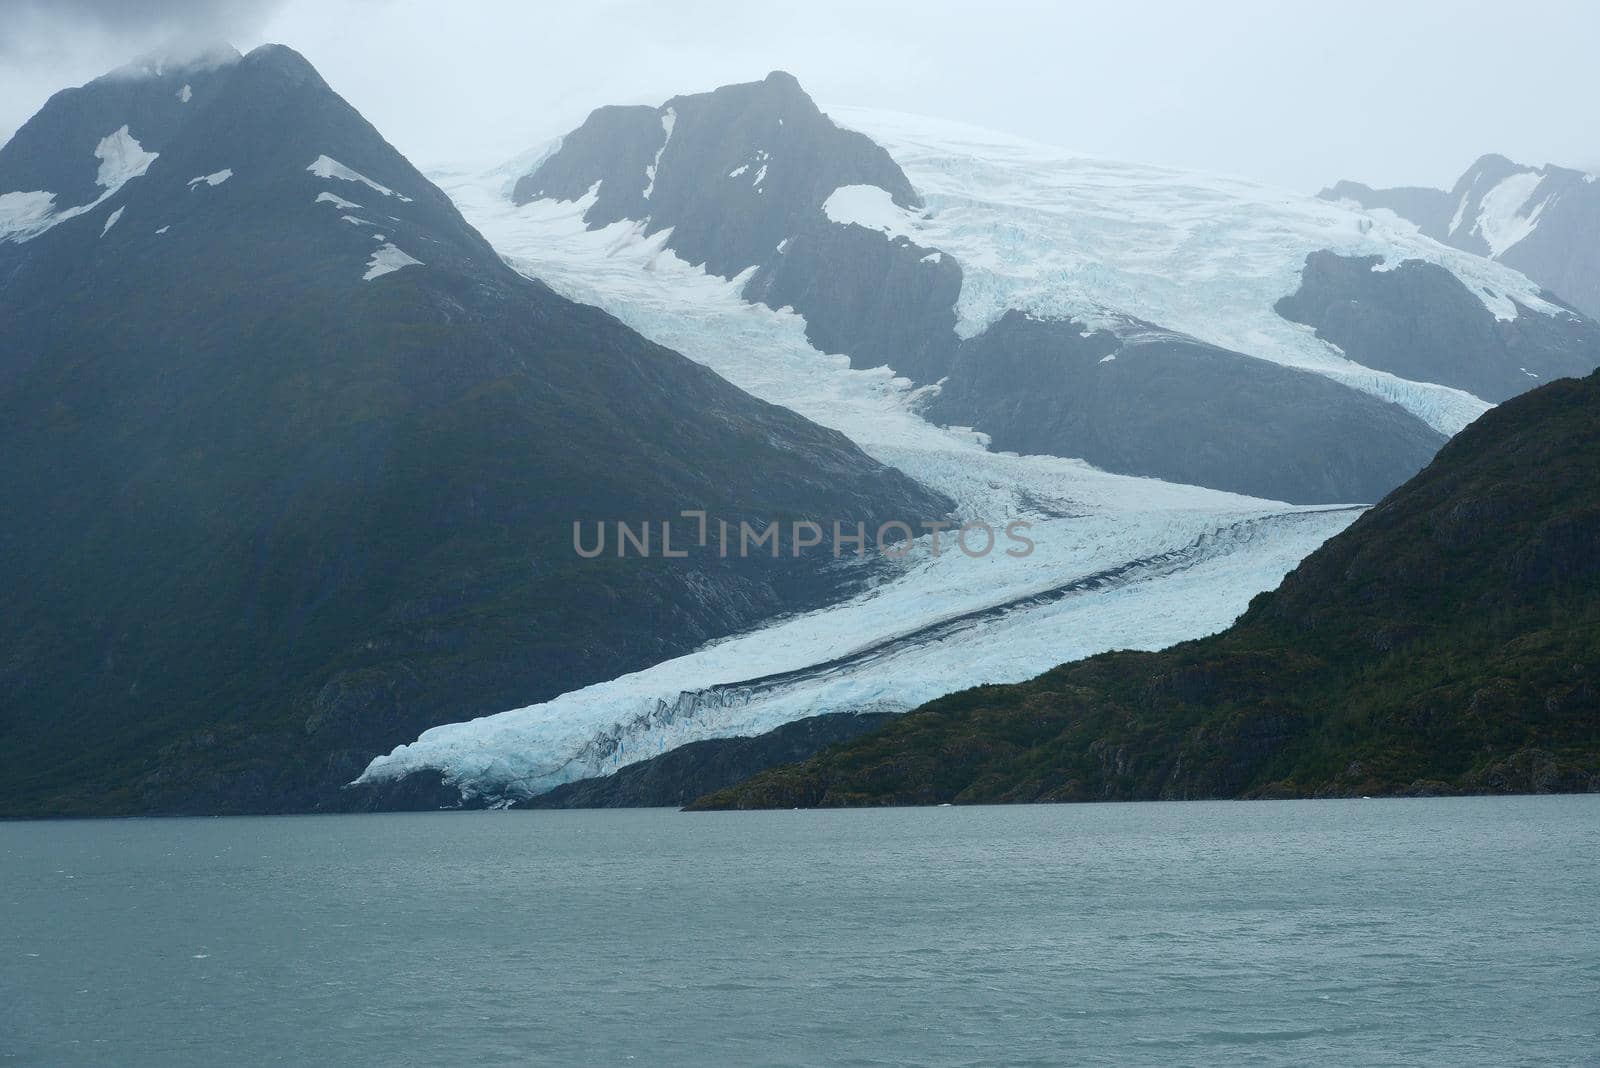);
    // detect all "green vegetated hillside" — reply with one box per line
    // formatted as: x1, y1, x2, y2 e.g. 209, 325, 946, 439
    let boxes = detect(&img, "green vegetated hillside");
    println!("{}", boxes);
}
694, 369, 1600, 809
